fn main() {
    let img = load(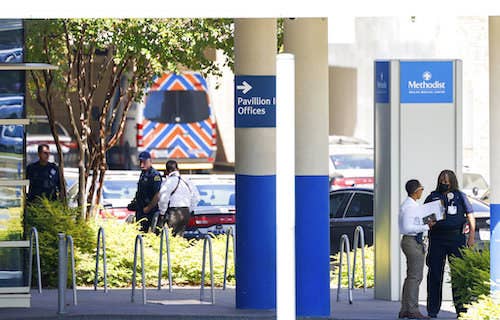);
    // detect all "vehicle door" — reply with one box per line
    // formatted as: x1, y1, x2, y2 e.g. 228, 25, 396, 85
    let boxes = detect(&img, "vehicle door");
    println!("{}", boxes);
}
342, 191, 374, 248
329, 190, 354, 253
